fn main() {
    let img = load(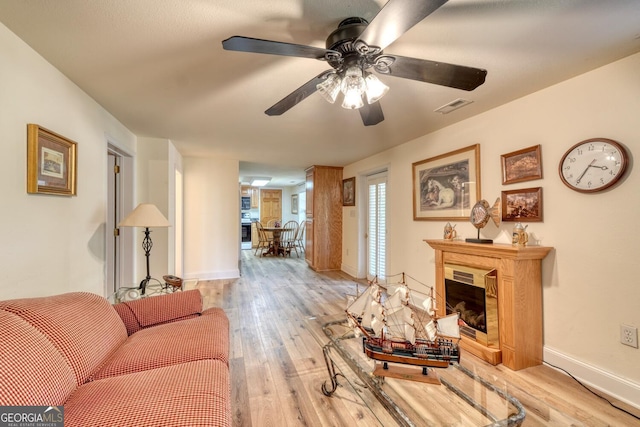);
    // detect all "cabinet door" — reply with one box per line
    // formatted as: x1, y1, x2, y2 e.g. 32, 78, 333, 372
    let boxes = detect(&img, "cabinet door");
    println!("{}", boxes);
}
241, 186, 250, 197
250, 187, 259, 208
305, 219, 314, 266
306, 168, 314, 217
251, 223, 258, 247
